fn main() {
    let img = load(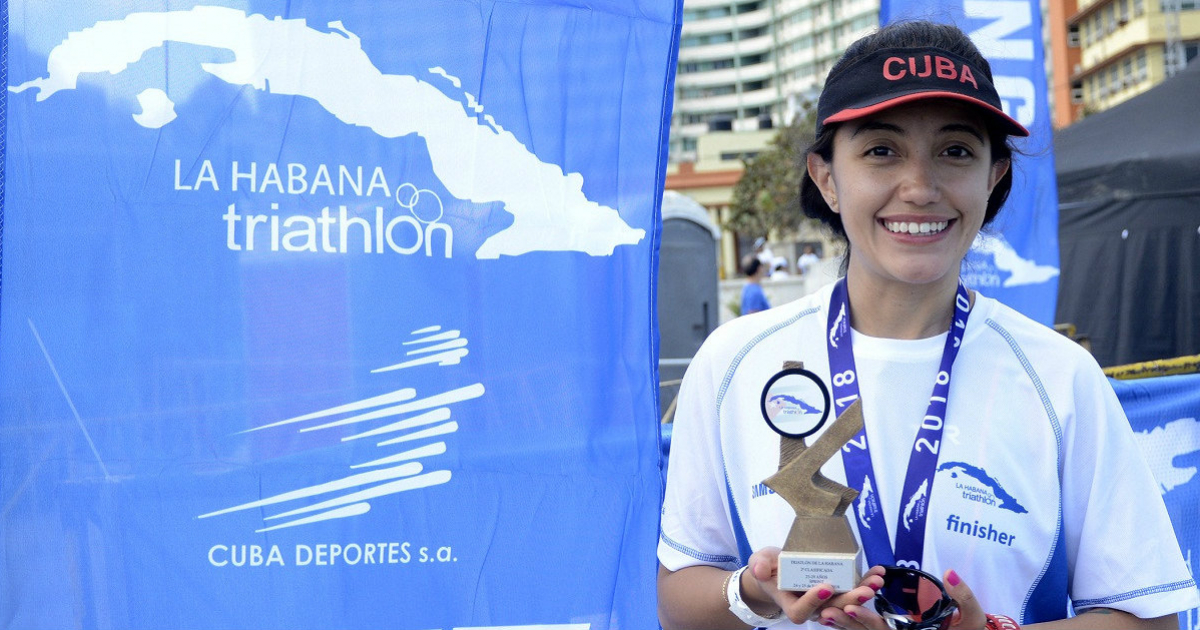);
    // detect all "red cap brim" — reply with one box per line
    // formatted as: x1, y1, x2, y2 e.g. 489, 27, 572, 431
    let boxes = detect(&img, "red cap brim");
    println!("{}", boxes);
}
822, 91, 1029, 137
